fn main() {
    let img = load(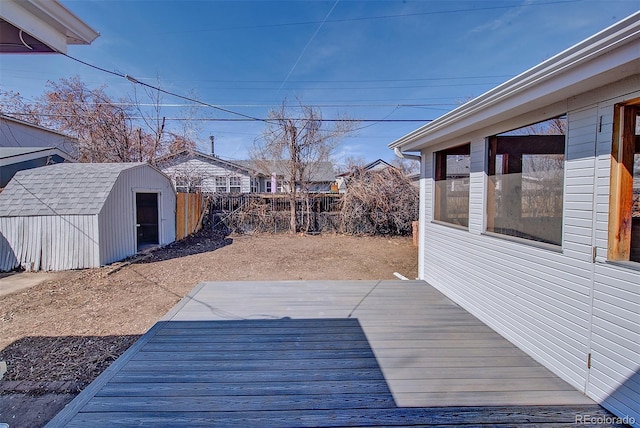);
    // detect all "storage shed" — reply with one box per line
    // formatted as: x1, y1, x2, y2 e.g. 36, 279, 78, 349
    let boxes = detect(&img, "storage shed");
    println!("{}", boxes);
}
390, 12, 639, 427
0, 162, 176, 271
